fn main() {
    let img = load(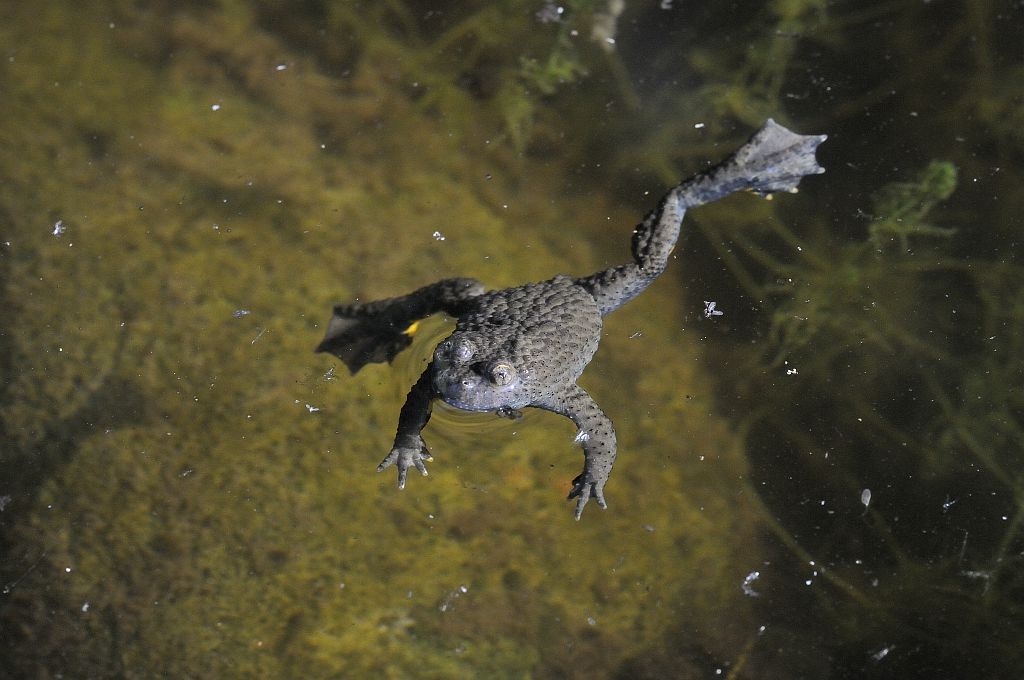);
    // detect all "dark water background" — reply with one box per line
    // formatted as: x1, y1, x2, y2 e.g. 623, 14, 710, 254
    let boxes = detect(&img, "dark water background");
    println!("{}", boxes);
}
1, 1, 1021, 678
